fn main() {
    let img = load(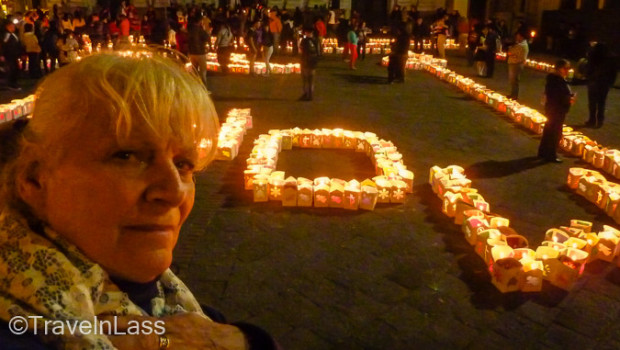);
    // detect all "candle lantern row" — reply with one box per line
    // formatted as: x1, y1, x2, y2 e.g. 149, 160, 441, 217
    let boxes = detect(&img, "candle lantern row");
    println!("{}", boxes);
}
408, 50, 620, 181
215, 108, 253, 161
0, 96, 36, 124
381, 52, 447, 70
453, 75, 620, 179
206, 53, 301, 75
568, 168, 620, 226
413, 38, 459, 50
429, 64, 551, 136
245, 128, 414, 210
321, 38, 344, 55
322, 38, 392, 55
495, 52, 575, 80
430, 164, 620, 292
320, 38, 458, 55
561, 138, 620, 179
